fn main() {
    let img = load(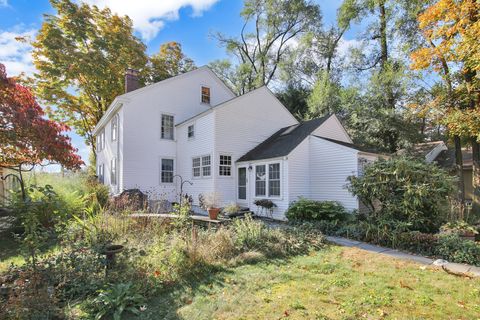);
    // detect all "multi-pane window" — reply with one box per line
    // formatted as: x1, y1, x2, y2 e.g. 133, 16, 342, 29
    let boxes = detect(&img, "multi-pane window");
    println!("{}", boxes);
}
161, 114, 174, 140
201, 86, 210, 104
268, 163, 280, 196
96, 129, 105, 152
187, 124, 194, 138
255, 163, 281, 197
219, 155, 232, 176
202, 155, 211, 177
161, 159, 174, 183
111, 114, 118, 141
97, 164, 104, 184
255, 165, 266, 196
110, 158, 117, 185
192, 155, 211, 178
192, 157, 201, 177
